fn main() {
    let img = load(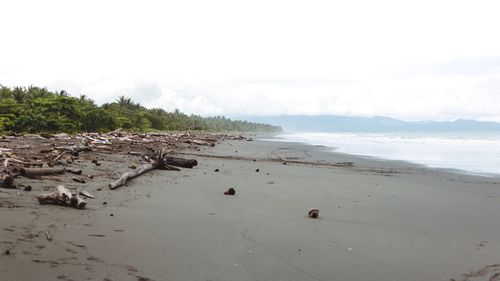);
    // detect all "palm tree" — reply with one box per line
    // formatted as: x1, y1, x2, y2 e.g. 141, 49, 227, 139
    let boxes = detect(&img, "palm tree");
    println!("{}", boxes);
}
116, 96, 134, 107
0, 85, 12, 99
12, 87, 26, 103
